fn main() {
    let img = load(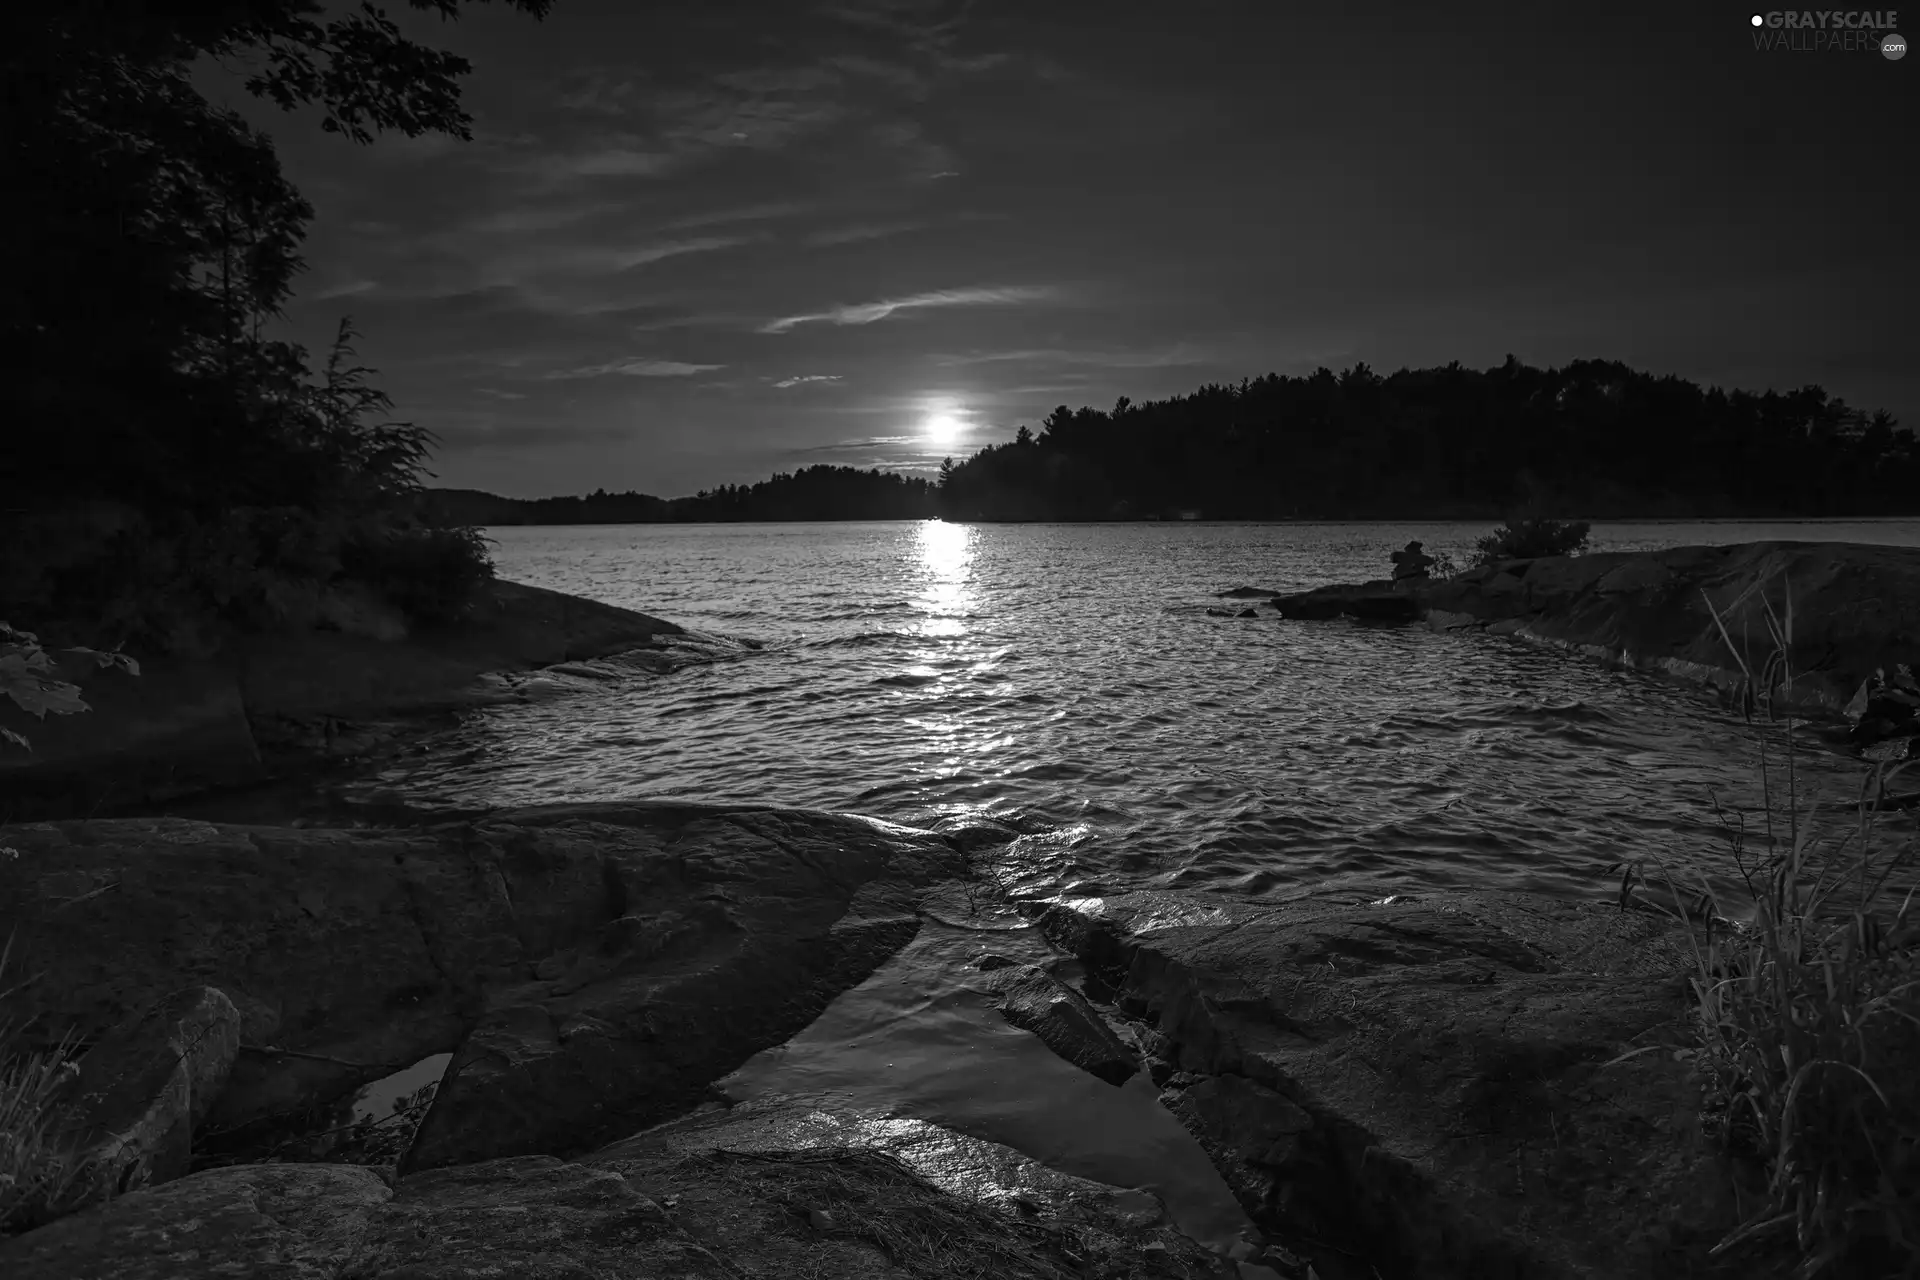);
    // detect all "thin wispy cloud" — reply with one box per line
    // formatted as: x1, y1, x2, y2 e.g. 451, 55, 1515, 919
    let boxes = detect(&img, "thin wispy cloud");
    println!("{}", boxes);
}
317, 279, 379, 300
804, 221, 924, 247
932, 343, 1216, 369
774, 374, 843, 387
760, 285, 1059, 333
545, 359, 725, 379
